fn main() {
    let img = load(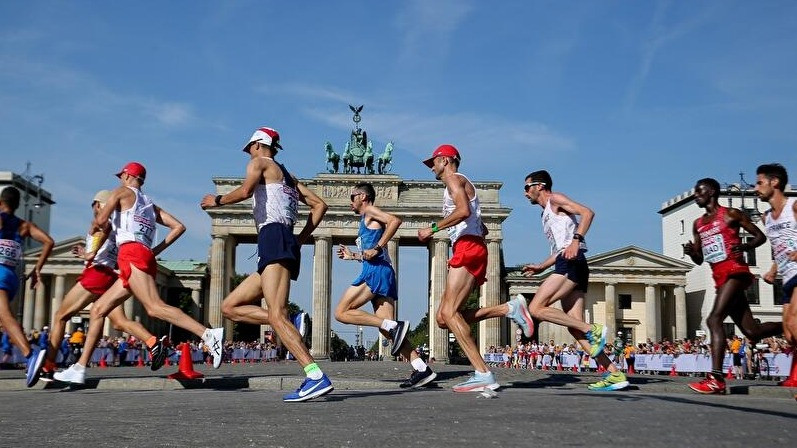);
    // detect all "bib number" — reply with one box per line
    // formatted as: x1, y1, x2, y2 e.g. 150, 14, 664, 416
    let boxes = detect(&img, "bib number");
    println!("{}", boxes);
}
701, 234, 727, 263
